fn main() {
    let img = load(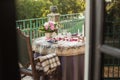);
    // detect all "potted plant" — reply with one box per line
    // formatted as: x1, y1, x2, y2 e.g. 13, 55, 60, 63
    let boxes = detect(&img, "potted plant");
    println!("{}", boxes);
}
39, 21, 60, 38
